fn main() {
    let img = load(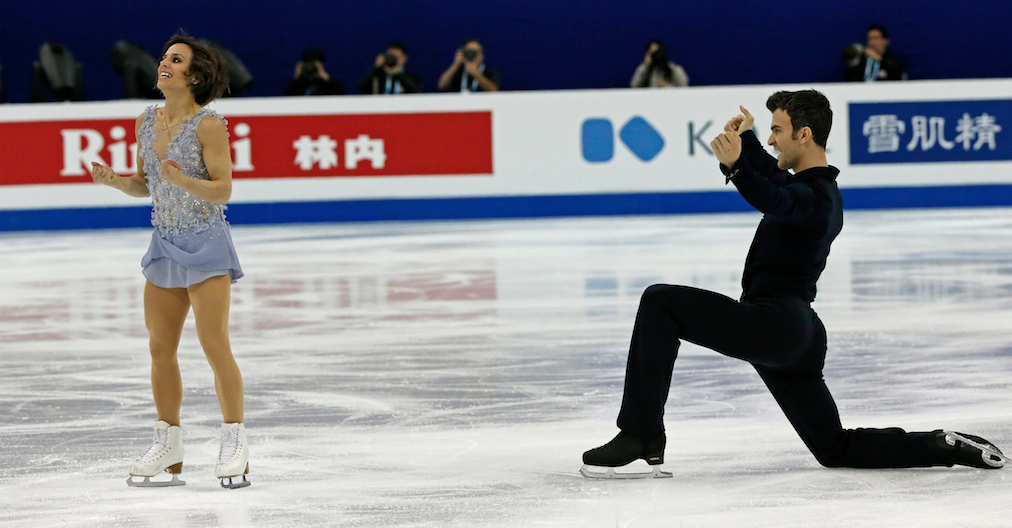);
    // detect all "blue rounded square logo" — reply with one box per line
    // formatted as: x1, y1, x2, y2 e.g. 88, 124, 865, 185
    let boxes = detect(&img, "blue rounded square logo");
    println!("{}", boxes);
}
581, 118, 615, 162
619, 116, 665, 162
